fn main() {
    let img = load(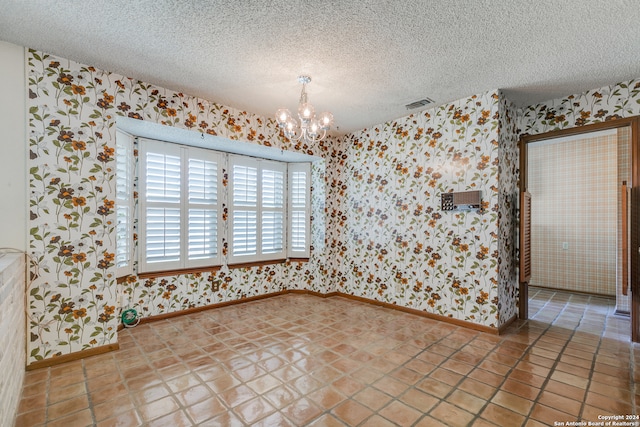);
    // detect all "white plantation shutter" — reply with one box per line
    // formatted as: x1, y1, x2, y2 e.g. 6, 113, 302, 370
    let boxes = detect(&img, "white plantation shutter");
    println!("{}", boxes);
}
139, 139, 221, 272
288, 163, 311, 258
232, 162, 258, 259
115, 130, 134, 276
145, 207, 181, 264
229, 157, 286, 263
134, 137, 311, 271
140, 140, 182, 271
261, 167, 285, 254
233, 211, 258, 256
187, 156, 221, 266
